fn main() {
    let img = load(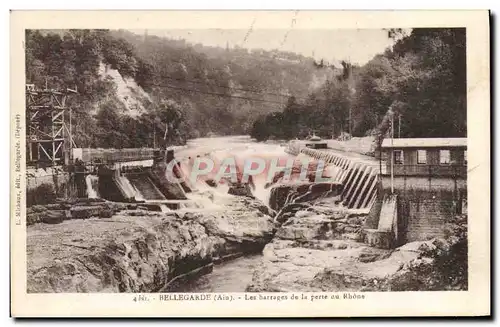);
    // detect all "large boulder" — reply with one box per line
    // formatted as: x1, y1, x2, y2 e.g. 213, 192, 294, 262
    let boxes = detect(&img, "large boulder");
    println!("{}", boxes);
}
40, 210, 69, 224
274, 203, 311, 224
245, 236, 432, 292
275, 209, 365, 242
27, 213, 41, 226
70, 205, 104, 219
228, 183, 254, 198
27, 200, 127, 226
